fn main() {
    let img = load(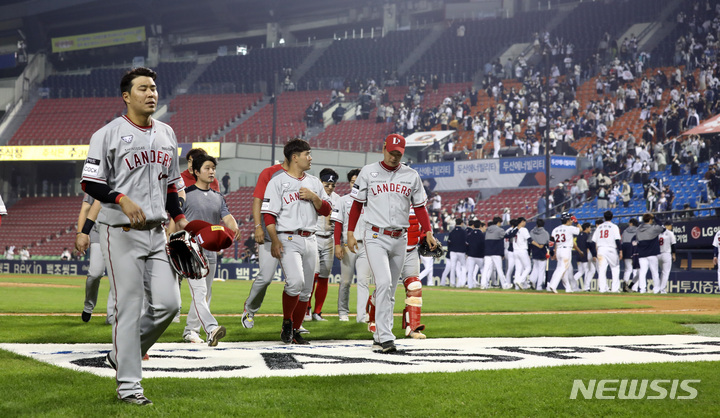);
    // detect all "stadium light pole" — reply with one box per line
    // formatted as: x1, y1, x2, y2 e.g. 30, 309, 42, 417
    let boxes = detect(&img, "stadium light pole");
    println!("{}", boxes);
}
545, 131, 550, 219
271, 72, 279, 165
